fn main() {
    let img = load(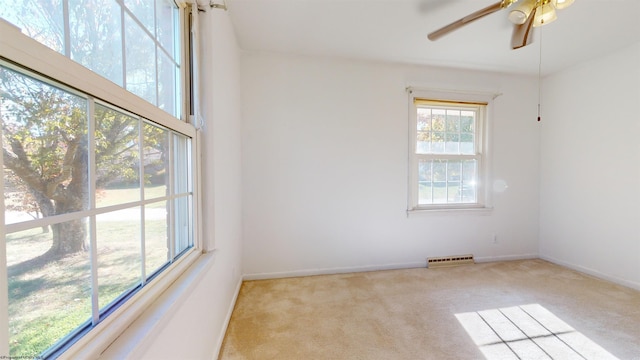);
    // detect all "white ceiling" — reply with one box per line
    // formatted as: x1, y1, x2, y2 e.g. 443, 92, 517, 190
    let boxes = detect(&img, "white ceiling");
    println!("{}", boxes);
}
225, 0, 640, 76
